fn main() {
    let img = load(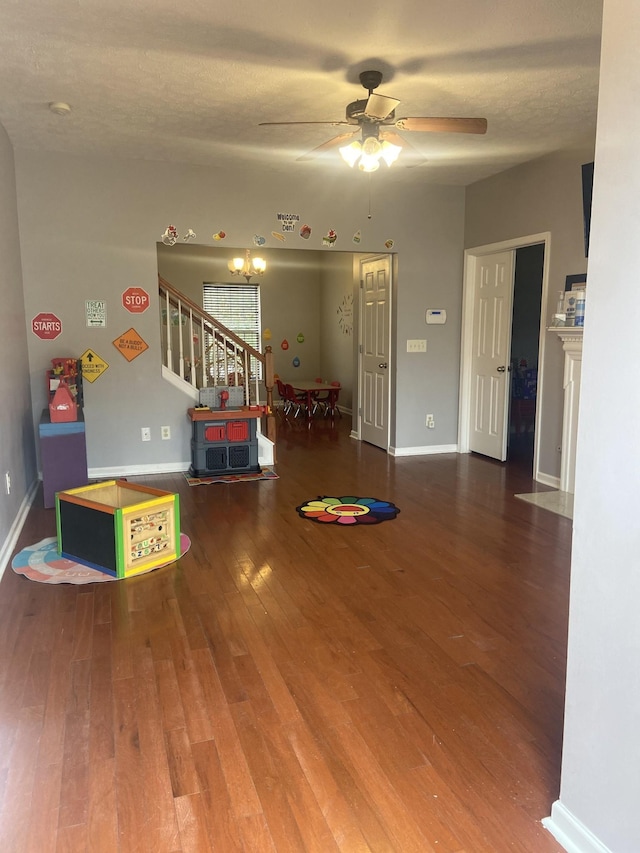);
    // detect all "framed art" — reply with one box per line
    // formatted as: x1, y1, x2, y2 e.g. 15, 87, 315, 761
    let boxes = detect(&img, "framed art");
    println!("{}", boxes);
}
565, 273, 587, 292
